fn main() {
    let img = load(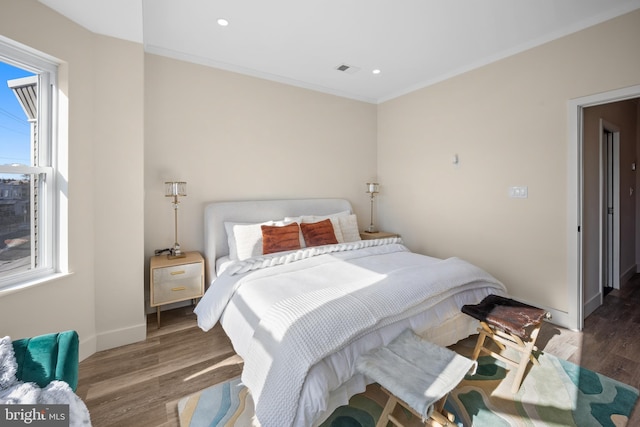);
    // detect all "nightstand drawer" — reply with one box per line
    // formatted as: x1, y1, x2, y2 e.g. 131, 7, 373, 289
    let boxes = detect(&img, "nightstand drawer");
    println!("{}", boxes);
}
152, 262, 203, 306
